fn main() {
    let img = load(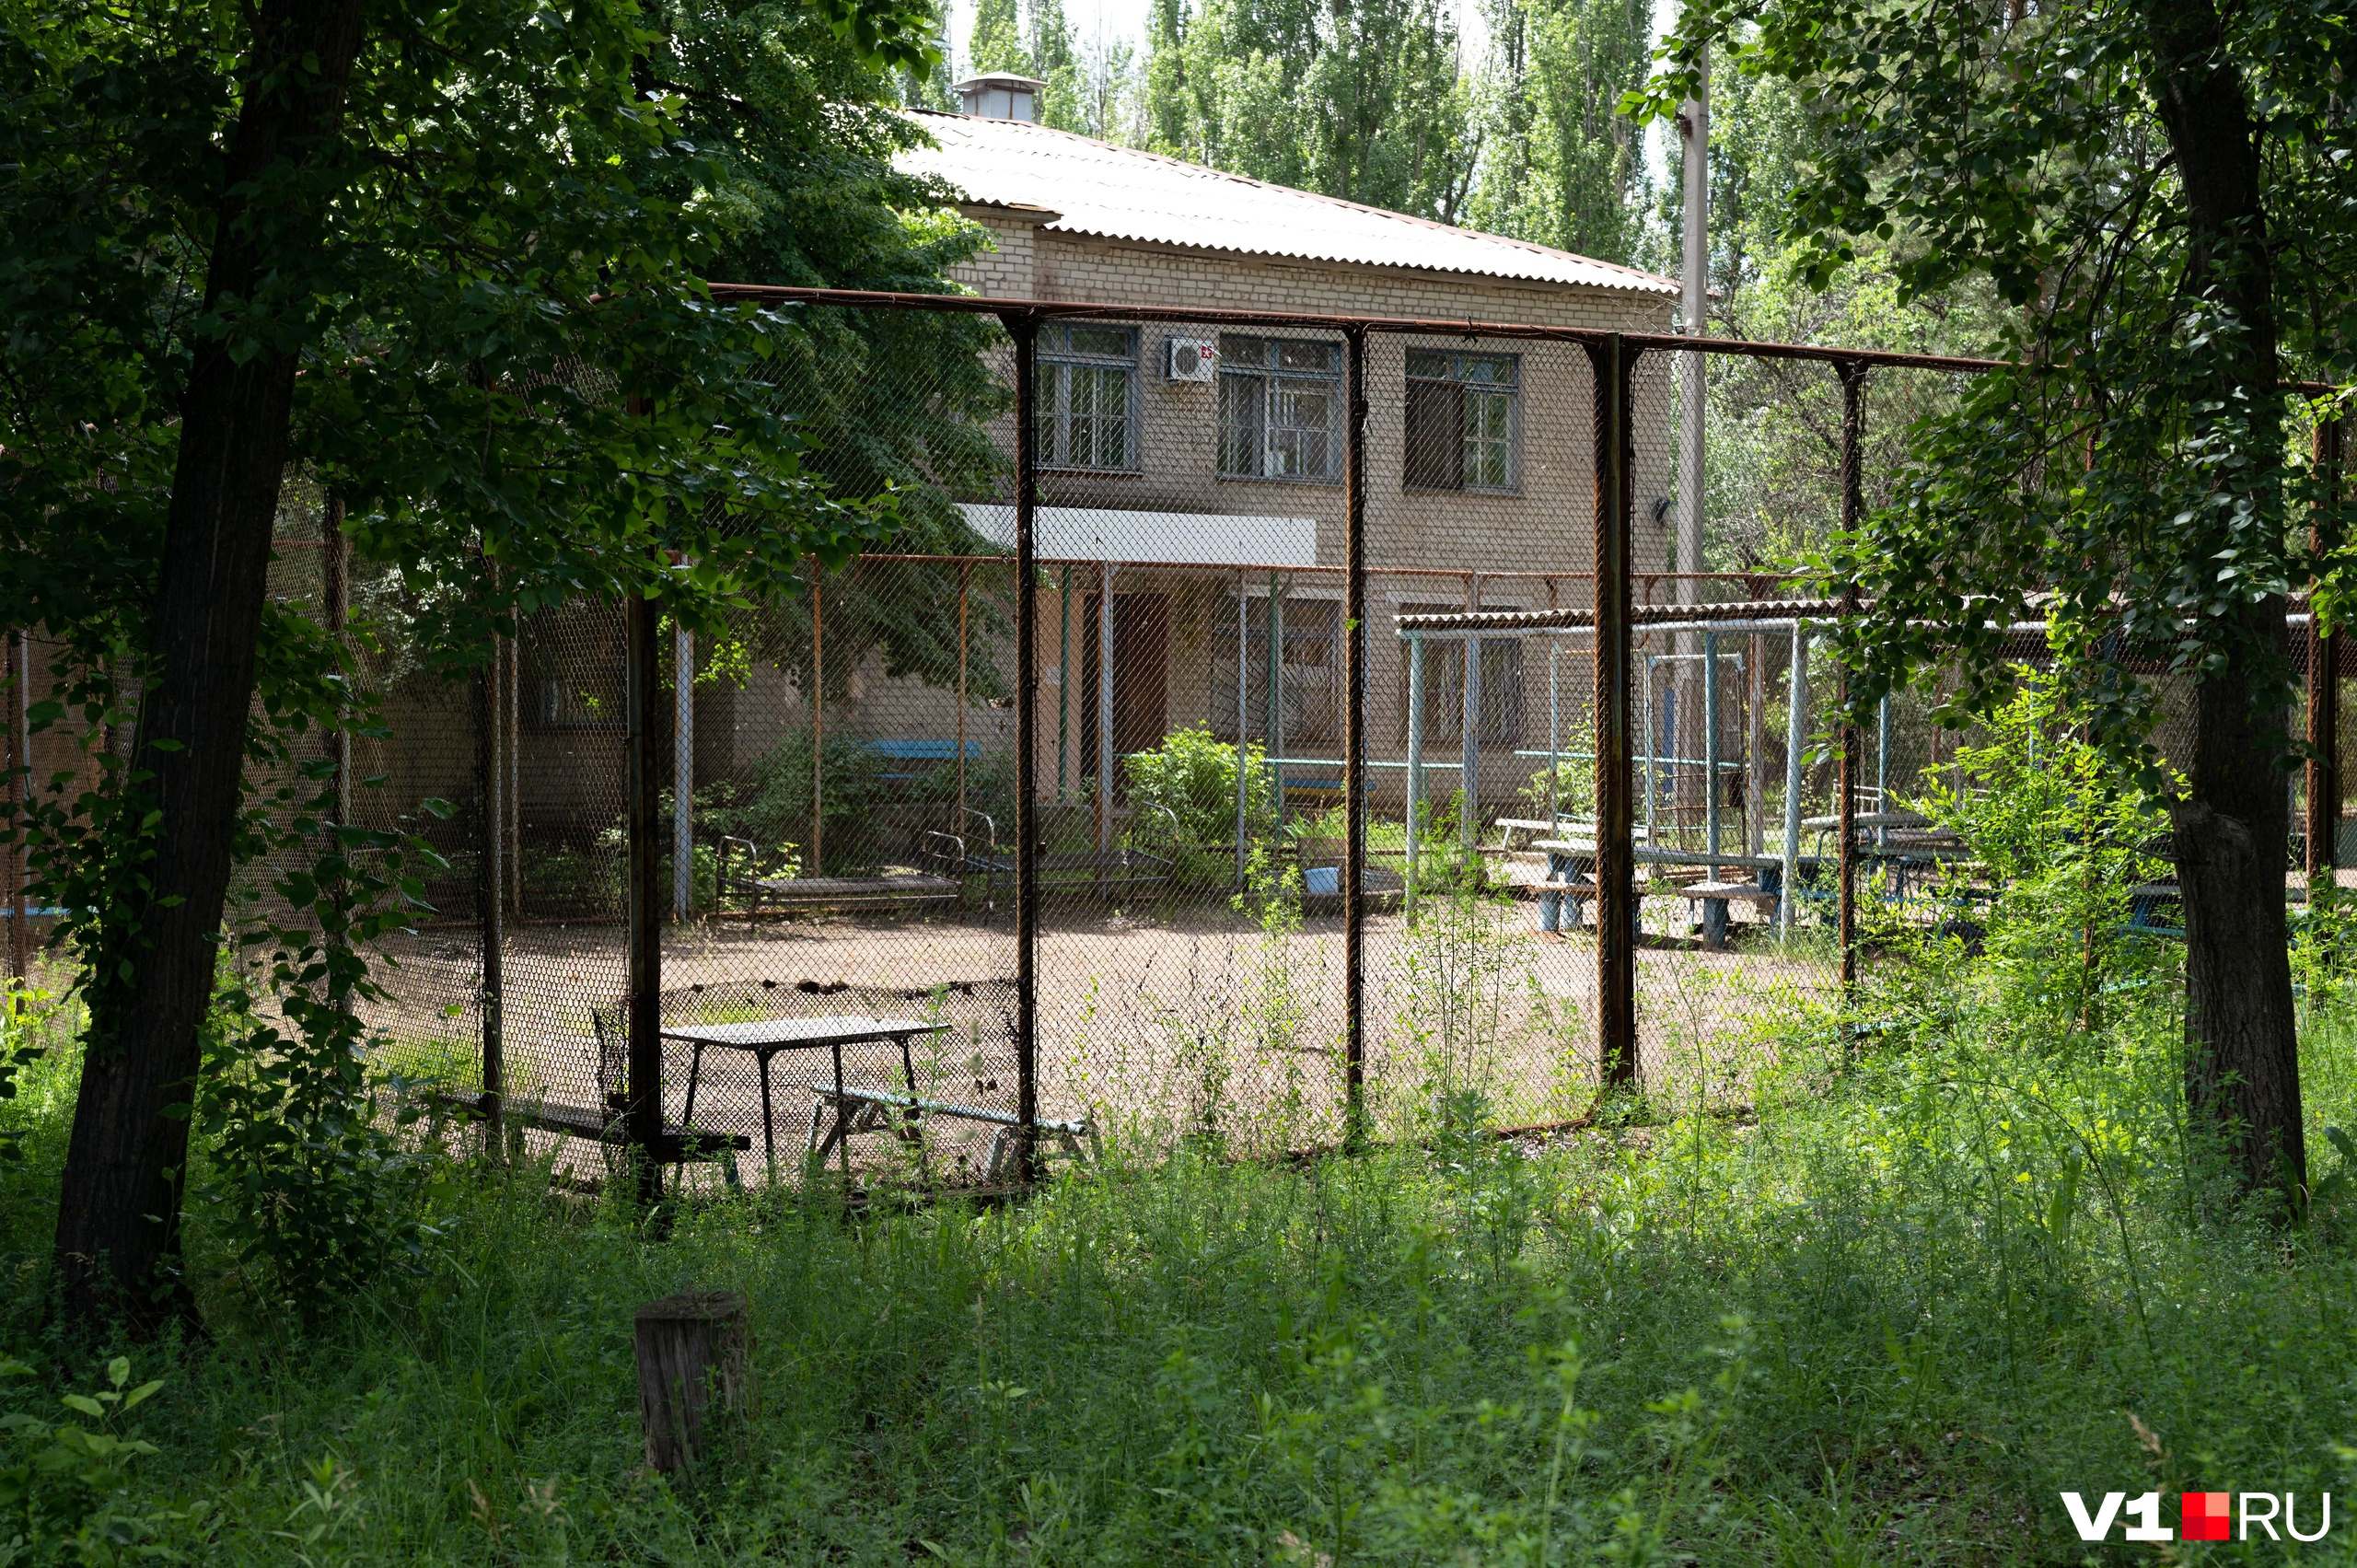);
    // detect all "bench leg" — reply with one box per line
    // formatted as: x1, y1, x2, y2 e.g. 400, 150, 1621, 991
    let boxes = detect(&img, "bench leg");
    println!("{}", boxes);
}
1701, 898, 1729, 951
899, 1036, 931, 1182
